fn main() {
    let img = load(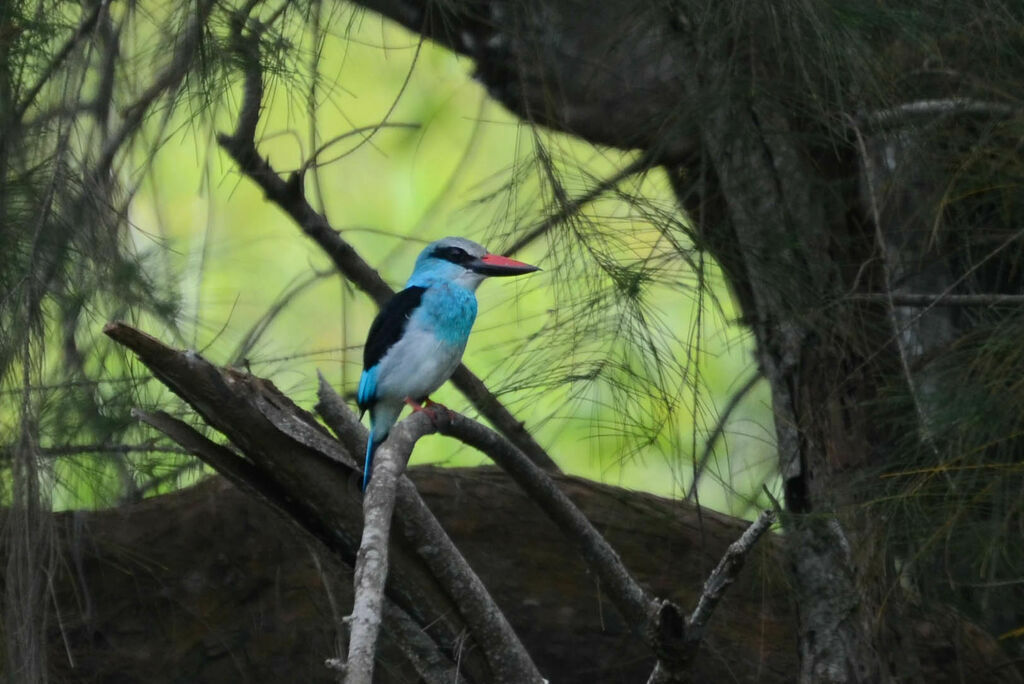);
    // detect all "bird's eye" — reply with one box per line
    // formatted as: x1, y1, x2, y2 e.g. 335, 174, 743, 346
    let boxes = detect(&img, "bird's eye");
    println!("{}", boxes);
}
433, 246, 473, 265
